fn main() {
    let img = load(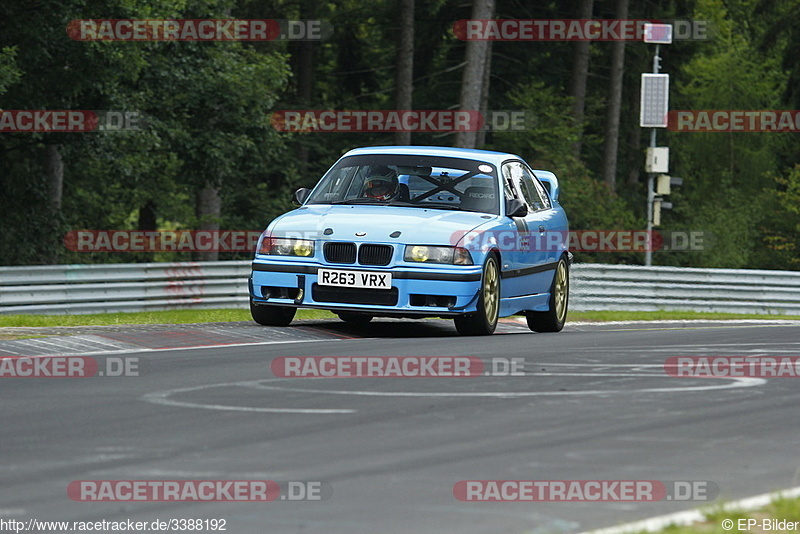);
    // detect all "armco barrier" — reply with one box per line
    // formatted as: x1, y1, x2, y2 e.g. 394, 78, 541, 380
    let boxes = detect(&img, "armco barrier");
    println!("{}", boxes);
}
0, 262, 251, 314
0, 261, 799, 315
569, 264, 800, 315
